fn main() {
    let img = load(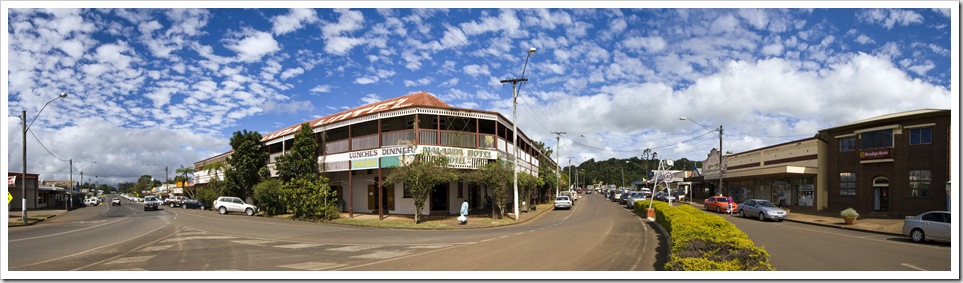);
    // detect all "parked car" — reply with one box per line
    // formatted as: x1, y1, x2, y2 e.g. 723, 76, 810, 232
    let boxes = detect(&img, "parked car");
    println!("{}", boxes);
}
111, 198, 121, 206
704, 196, 737, 213
902, 211, 950, 243
83, 198, 99, 206
619, 191, 634, 205
180, 199, 205, 210
143, 196, 161, 211
653, 192, 675, 202
213, 196, 258, 216
611, 190, 624, 202
554, 196, 573, 210
626, 192, 646, 209
736, 199, 787, 221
